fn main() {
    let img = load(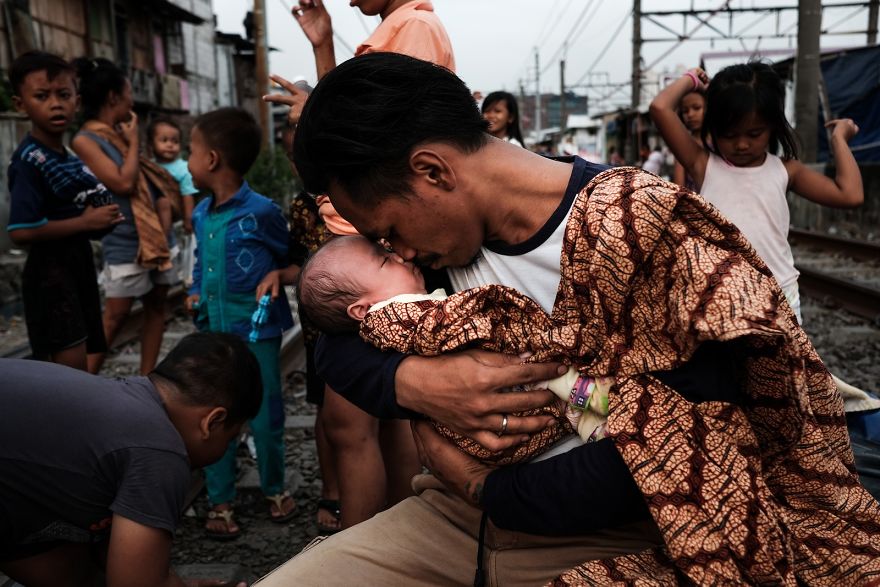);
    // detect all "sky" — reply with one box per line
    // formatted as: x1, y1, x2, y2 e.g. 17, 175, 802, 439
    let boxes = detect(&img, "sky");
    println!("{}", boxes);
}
214, 0, 872, 114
